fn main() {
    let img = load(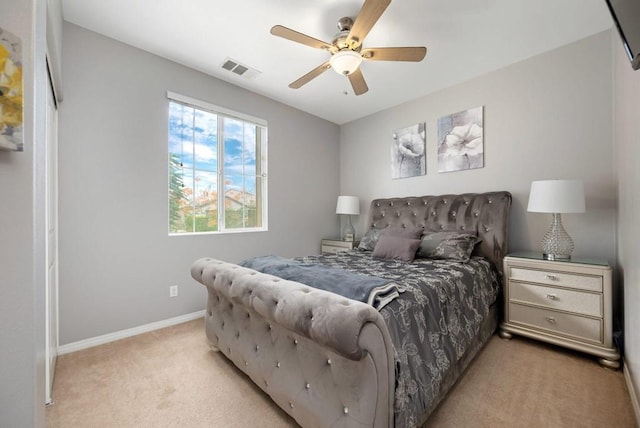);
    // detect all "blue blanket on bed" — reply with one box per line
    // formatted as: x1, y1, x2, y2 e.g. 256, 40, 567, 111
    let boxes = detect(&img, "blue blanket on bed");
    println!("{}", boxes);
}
239, 255, 404, 310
